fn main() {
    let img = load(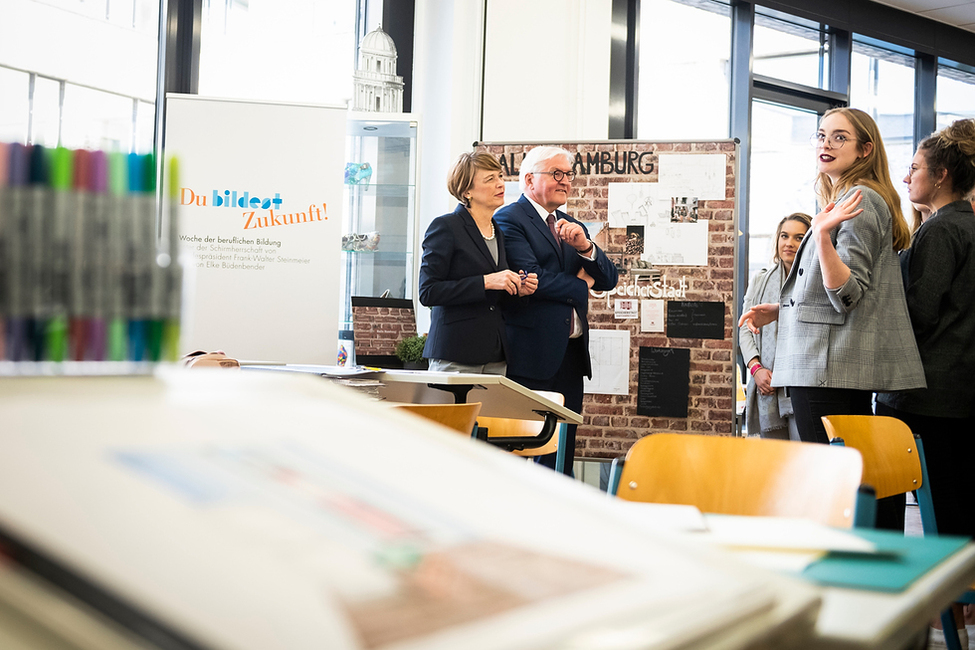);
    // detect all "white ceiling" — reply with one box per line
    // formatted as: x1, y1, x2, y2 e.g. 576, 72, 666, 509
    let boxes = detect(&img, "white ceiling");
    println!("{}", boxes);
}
870, 0, 975, 33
